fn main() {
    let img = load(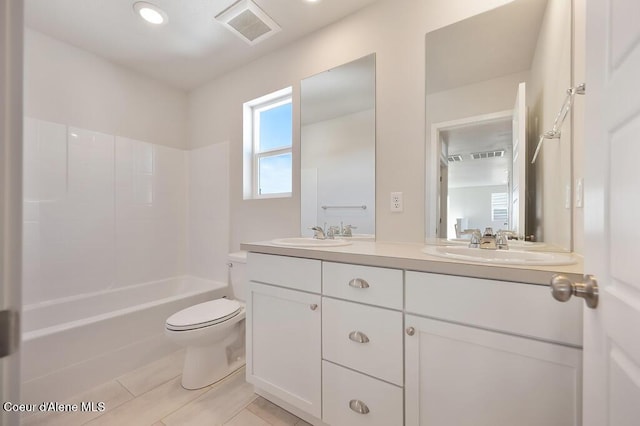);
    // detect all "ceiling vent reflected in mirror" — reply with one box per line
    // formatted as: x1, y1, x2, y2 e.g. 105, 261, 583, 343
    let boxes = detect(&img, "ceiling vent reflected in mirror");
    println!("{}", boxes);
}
447, 154, 464, 162
215, 0, 281, 45
470, 150, 505, 160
